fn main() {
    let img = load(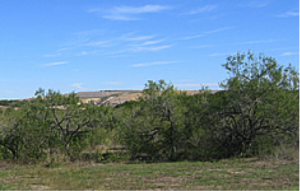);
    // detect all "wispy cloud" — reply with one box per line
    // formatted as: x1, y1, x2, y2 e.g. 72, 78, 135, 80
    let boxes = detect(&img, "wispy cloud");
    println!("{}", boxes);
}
57, 39, 112, 55
241, 1, 268, 8
187, 5, 217, 14
104, 34, 171, 54
182, 34, 204, 40
44, 61, 68, 67
204, 27, 233, 34
183, 27, 233, 40
102, 81, 123, 85
132, 61, 179, 67
279, 52, 299, 56
90, 5, 172, 21
276, 10, 299, 18
84, 40, 110, 46
124, 35, 155, 41
234, 39, 284, 45
111, 5, 171, 14
102, 15, 140, 21
271, 47, 299, 51
141, 39, 166, 45
72, 83, 84, 89
131, 45, 173, 52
